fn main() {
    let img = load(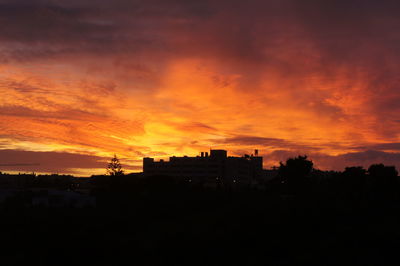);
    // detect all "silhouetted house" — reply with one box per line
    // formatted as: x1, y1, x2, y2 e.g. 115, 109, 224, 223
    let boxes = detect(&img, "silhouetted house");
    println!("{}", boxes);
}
143, 149, 263, 186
